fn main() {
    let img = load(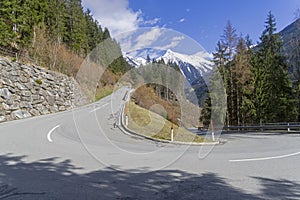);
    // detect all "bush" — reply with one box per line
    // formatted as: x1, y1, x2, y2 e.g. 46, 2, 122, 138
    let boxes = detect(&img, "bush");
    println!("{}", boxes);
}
35, 79, 43, 85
